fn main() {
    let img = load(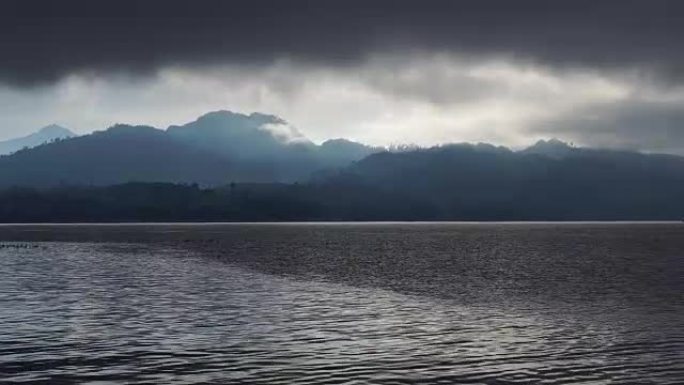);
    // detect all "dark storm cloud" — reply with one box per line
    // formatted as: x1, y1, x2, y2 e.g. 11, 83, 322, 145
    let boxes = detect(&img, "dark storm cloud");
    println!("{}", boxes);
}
1, 0, 684, 86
